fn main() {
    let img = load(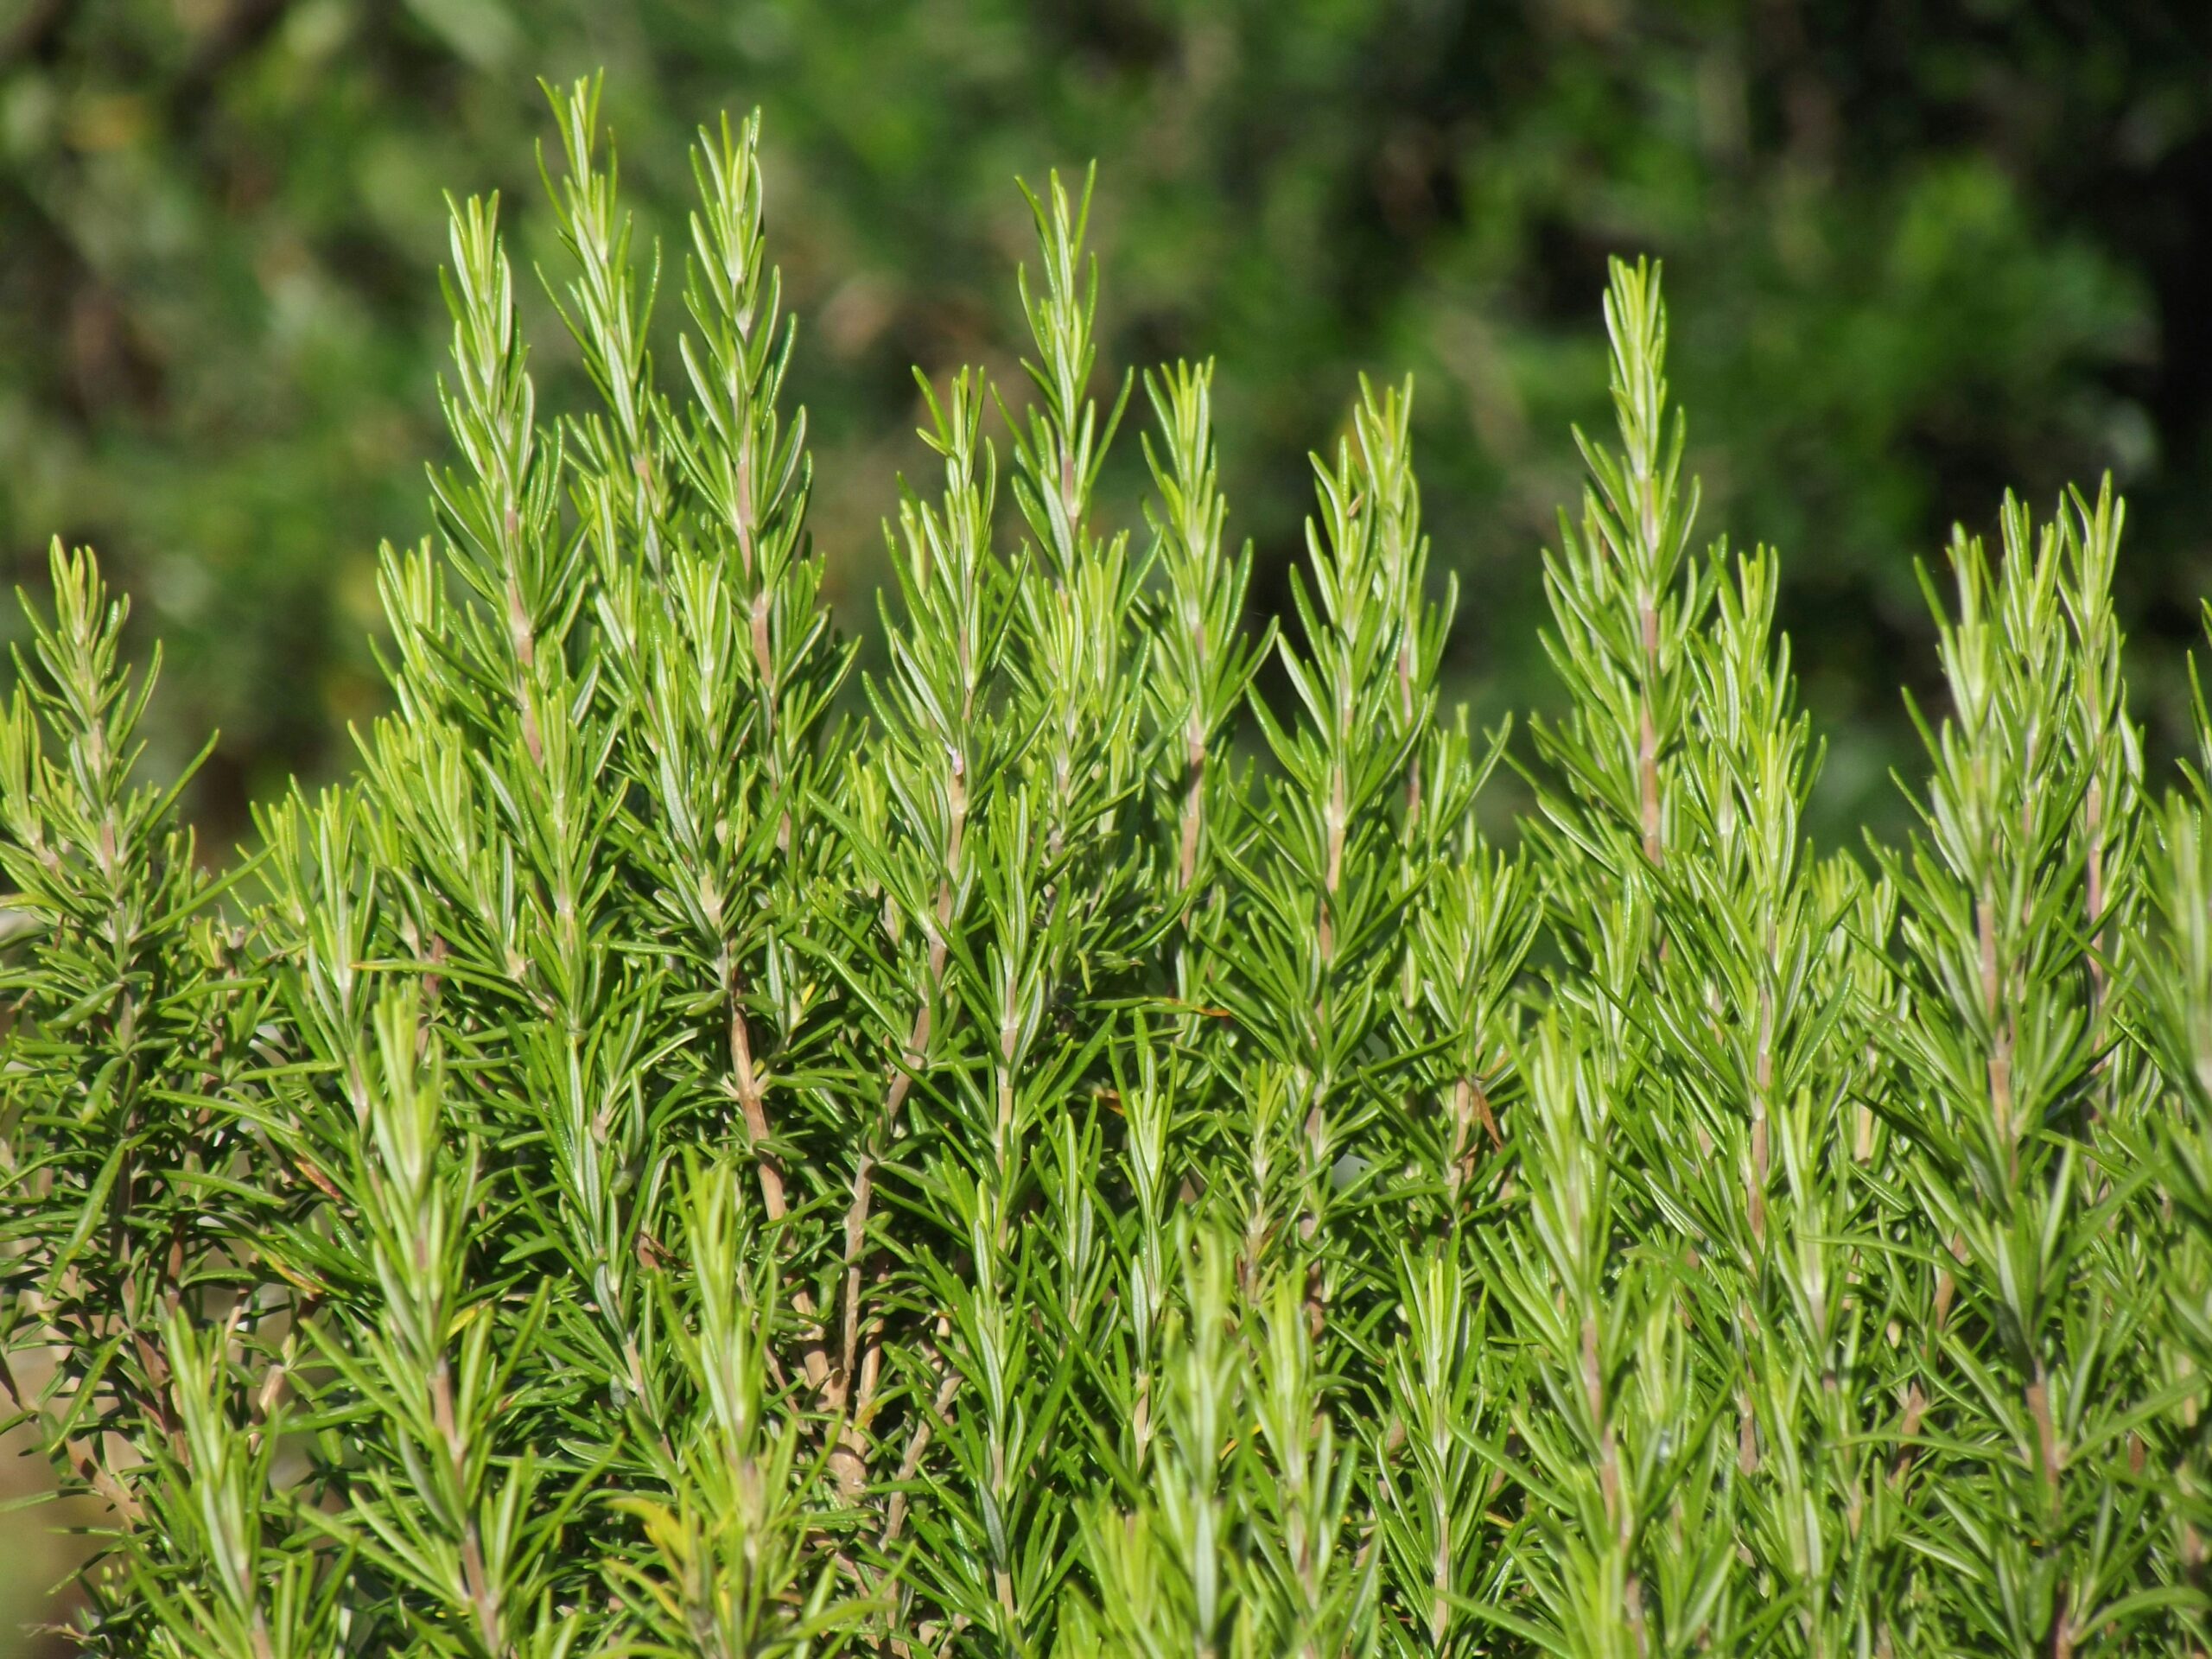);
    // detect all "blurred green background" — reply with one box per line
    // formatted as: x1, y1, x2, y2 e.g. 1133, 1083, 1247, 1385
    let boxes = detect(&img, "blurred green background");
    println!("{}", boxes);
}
1, 0, 2210, 1643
